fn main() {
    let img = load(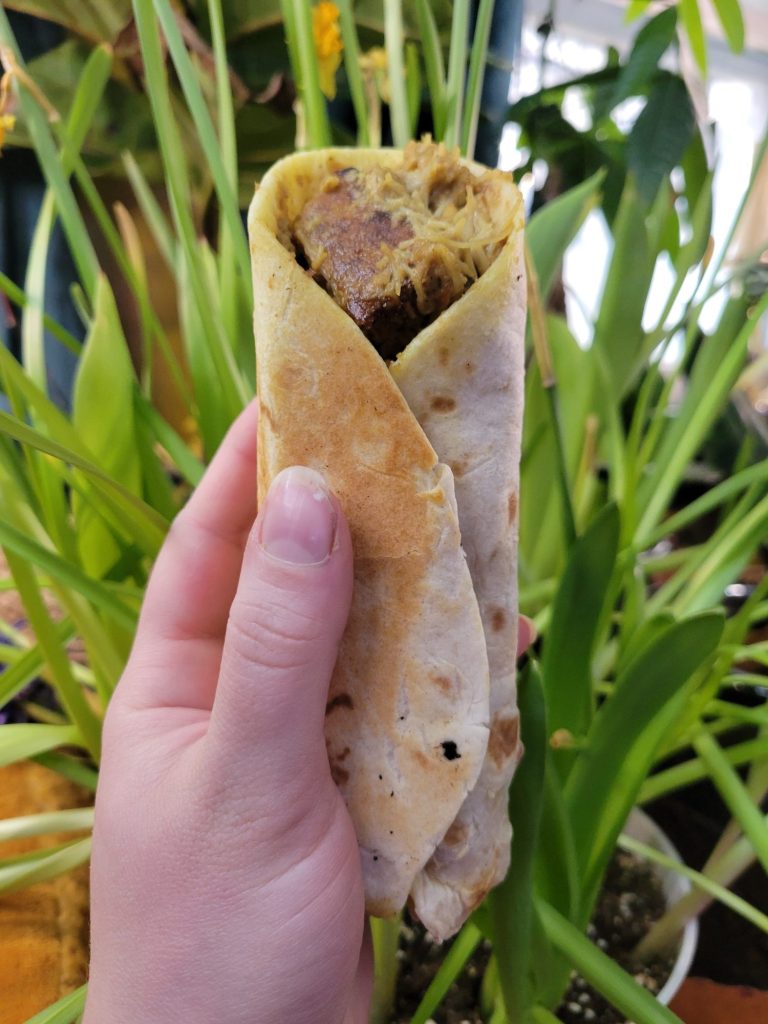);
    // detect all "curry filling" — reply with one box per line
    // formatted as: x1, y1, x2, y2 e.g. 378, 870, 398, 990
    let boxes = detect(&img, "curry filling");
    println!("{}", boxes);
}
288, 140, 516, 360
